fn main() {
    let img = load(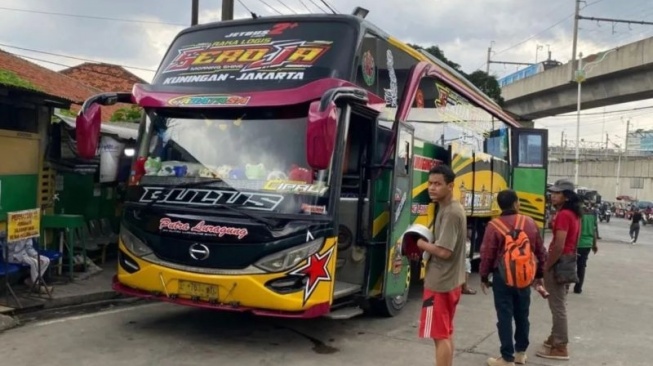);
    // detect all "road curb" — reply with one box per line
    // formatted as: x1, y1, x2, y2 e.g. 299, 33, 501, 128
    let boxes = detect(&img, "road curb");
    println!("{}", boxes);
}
0, 290, 126, 332
42, 290, 124, 310
0, 313, 20, 333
